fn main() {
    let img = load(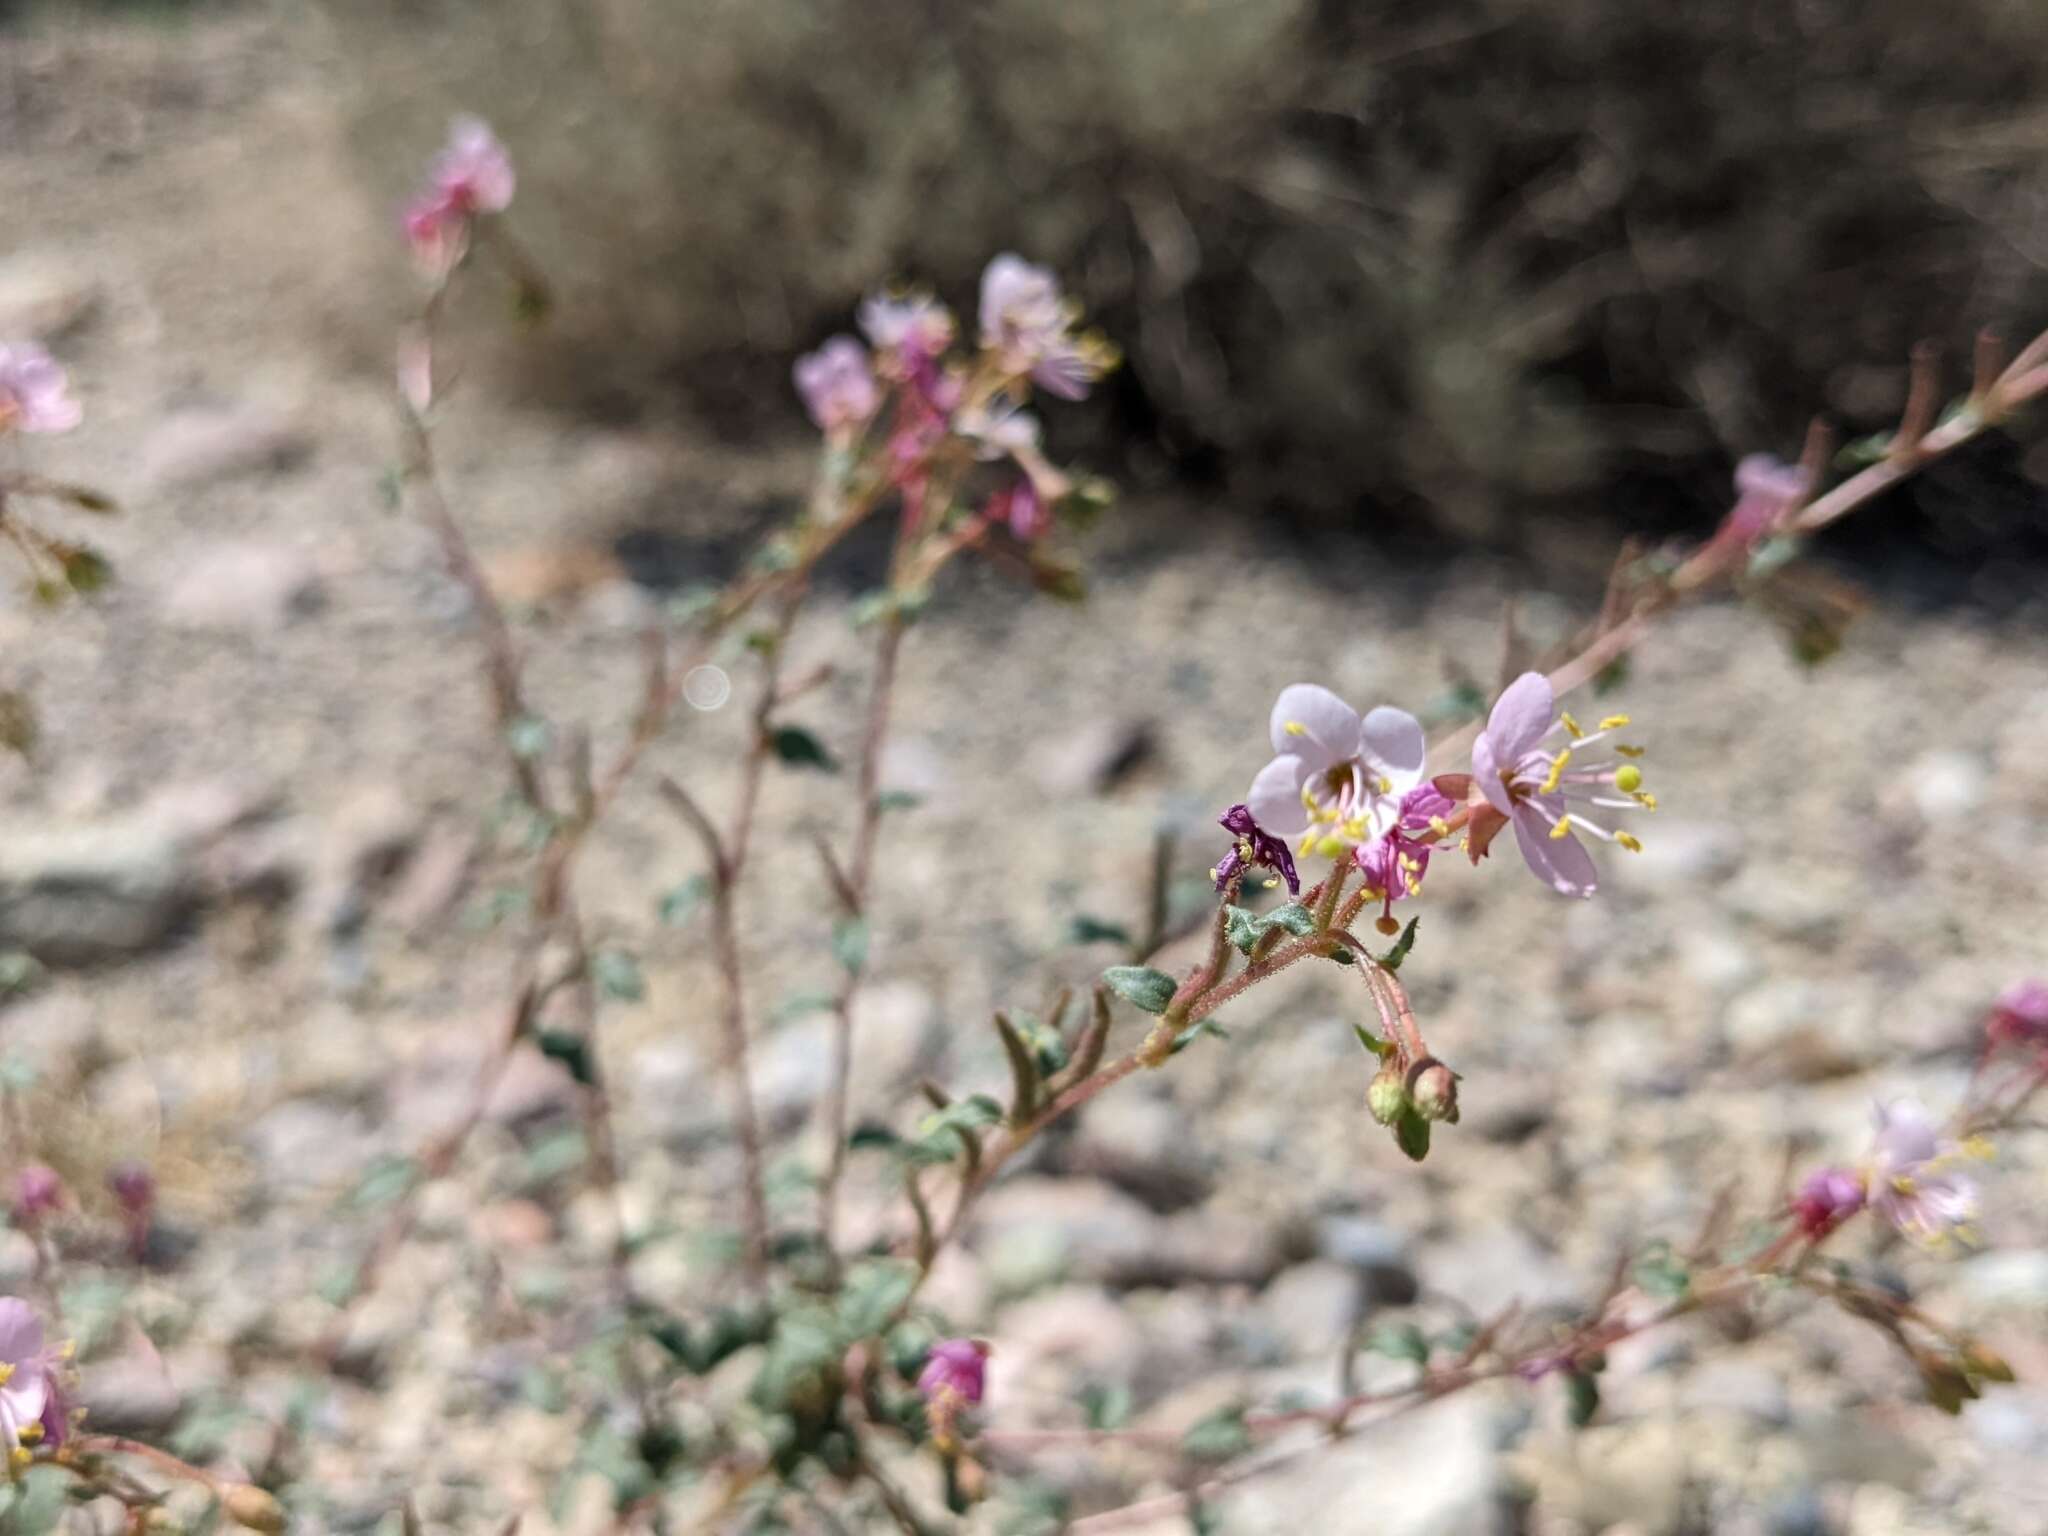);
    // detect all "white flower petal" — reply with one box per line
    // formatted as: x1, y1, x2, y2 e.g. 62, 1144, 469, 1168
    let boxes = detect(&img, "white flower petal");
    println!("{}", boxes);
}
1267, 684, 1359, 765
1360, 706, 1425, 792
1246, 755, 1313, 836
